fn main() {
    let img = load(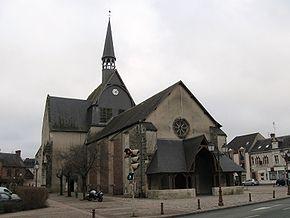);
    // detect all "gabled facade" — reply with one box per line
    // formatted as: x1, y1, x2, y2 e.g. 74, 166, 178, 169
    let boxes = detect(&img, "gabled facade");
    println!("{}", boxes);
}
87, 81, 243, 196
0, 150, 26, 187
36, 19, 134, 192
226, 133, 265, 181
250, 134, 290, 183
